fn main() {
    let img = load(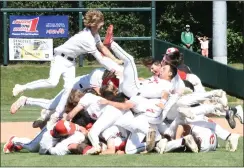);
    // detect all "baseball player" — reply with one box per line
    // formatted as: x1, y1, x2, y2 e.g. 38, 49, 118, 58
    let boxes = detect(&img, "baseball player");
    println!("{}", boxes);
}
39, 120, 87, 155
99, 125, 129, 155
10, 67, 121, 129
156, 124, 218, 154
3, 120, 87, 155
3, 127, 48, 154
162, 105, 240, 152
12, 10, 122, 123
103, 25, 176, 103
64, 90, 126, 154
10, 67, 116, 114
